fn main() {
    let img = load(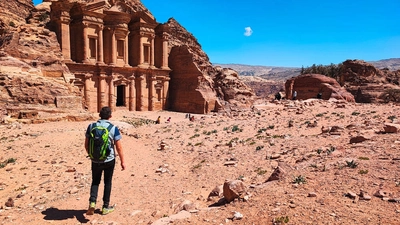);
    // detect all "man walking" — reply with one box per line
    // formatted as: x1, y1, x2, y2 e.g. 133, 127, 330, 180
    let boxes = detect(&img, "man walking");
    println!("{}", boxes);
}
85, 106, 126, 215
